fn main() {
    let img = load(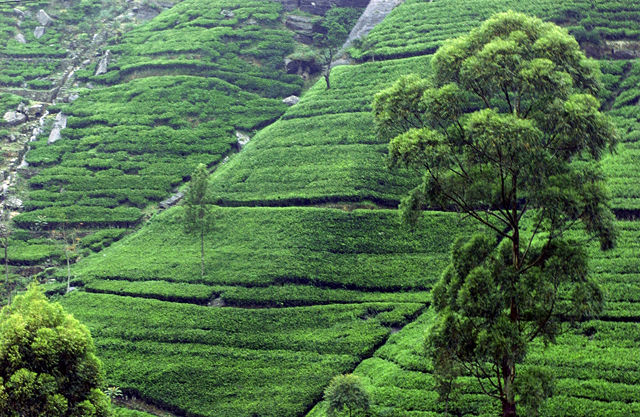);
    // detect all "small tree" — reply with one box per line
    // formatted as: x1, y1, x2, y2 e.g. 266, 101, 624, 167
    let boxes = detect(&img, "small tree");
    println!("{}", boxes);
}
0, 284, 112, 416
0, 209, 9, 290
51, 222, 80, 294
324, 374, 370, 417
374, 11, 617, 417
315, 7, 361, 89
183, 163, 212, 278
